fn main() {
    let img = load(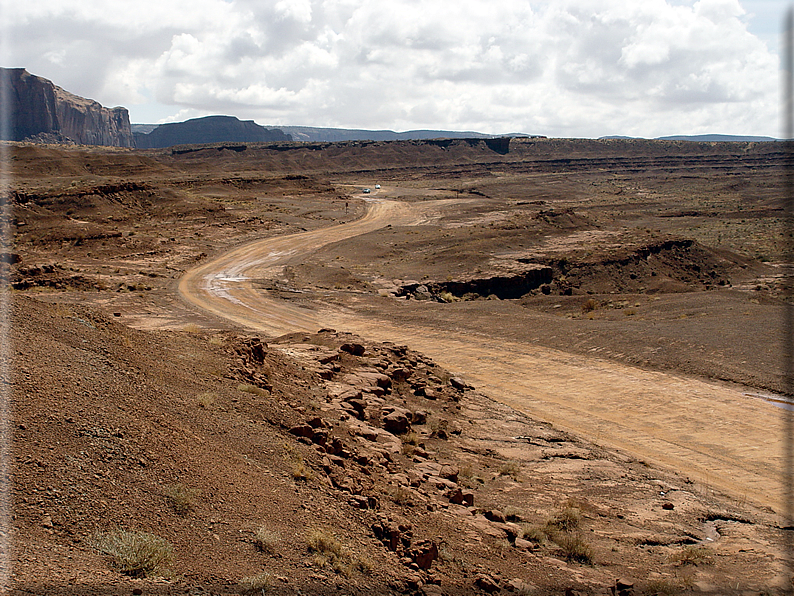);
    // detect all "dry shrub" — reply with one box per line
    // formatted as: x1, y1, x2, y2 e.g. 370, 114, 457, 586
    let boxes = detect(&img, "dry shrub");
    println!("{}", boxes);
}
94, 529, 174, 577
668, 545, 713, 566
498, 460, 521, 480
164, 483, 198, 515
546, 502, 581, 533
387, 486, 414, 506
554, 532, 593, 564
196, 391, 216, 409
401, 431, 419, 446
581, 298, 598, 313
306, 529, 365, 576
520, 524, 546, 544
237, 383, 269, 396
291, 459, 314, 482
644, 578, 683, 595
238, 572, 271, 593
253, 526, 281, 553
503, 505, 523, 522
